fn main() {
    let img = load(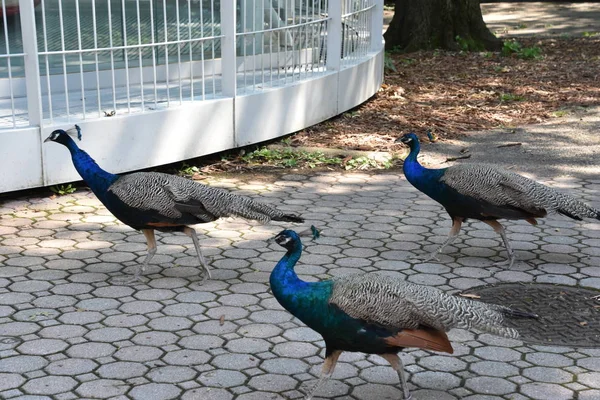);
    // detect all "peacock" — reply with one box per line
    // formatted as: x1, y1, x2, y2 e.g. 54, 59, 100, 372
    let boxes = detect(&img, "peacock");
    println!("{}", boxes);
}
45, 127, 304, 283
270, 229, 537, 400
397, 132, 600, 267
